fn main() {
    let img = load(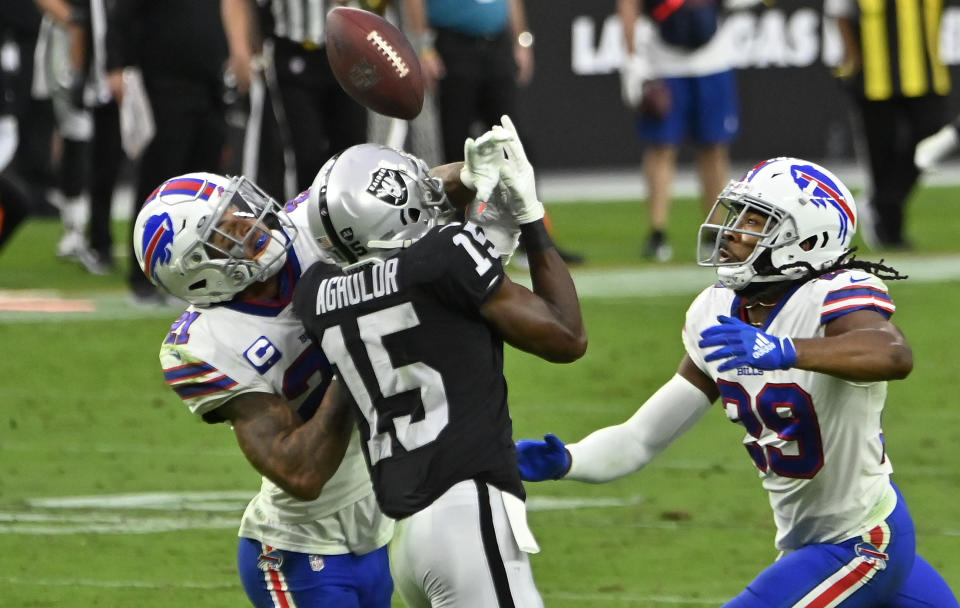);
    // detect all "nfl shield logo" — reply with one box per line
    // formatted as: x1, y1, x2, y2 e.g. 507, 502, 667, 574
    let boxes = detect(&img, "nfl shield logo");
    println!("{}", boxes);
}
349, 60, 379, 91
309, 555, 325, 572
